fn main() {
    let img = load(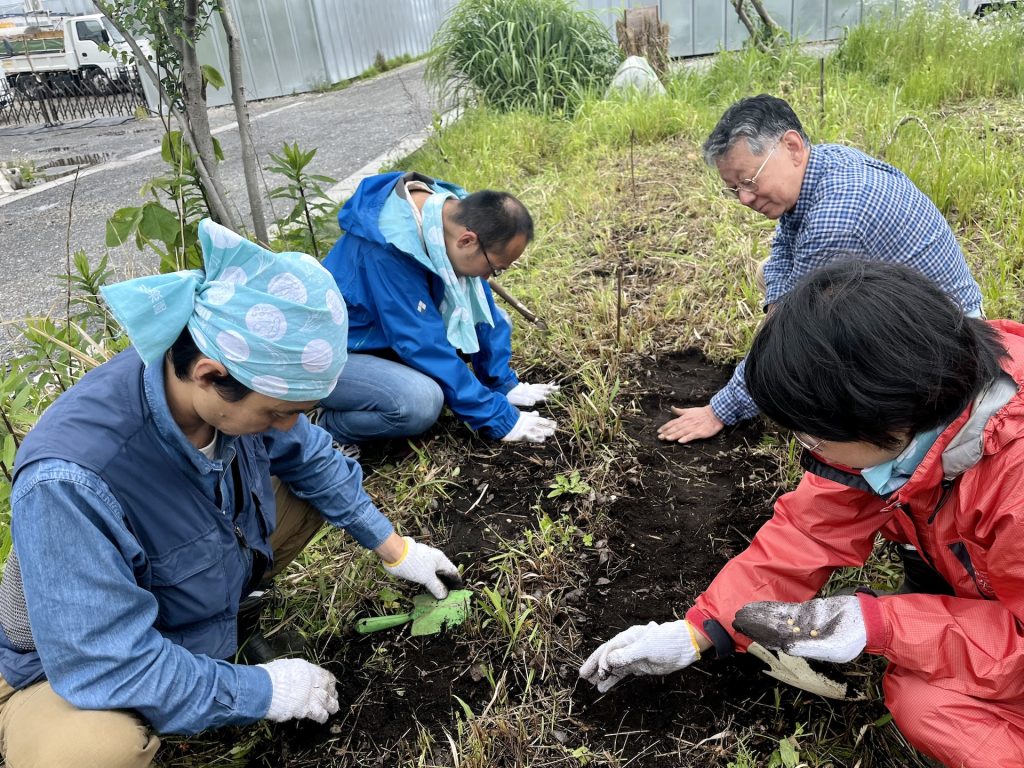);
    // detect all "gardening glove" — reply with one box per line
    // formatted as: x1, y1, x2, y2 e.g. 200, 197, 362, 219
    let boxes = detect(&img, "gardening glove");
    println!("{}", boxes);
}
258, 658, 339, 724
383, 536, 462, 599
733, 596, 867, 663
501, 410, 557, 443
579, 620, 702, 693
506, 381, 560, 407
